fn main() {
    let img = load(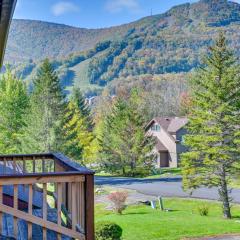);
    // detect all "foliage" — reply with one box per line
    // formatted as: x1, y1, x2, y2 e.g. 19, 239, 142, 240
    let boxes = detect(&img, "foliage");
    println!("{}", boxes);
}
197, 204, 209, 216
2, 63, 97, 165
98, 88, 156, 176
71, 88, 94, 130
22, 59, 66, 153
181, 33, 240, 219
7, 19, 123, 62
60, 100, 84, 161
0, 69, 29, 153
60, 88, 96, 164
112, 73, 187, 119
95, 221, 123, 240
108, 192, 128, 215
